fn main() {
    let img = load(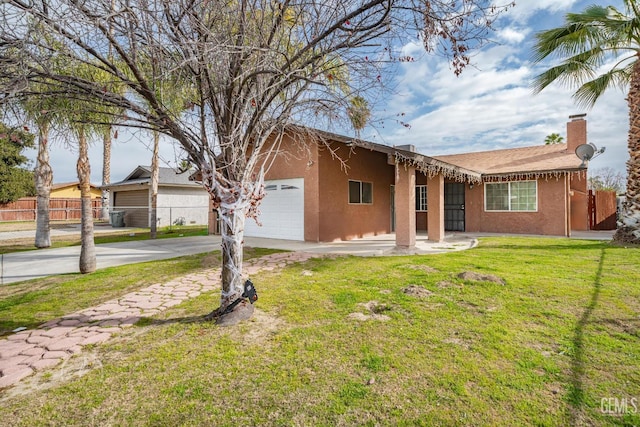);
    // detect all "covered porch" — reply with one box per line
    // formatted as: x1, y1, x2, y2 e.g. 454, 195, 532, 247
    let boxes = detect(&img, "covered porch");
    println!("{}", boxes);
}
389, 146, 481, 250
